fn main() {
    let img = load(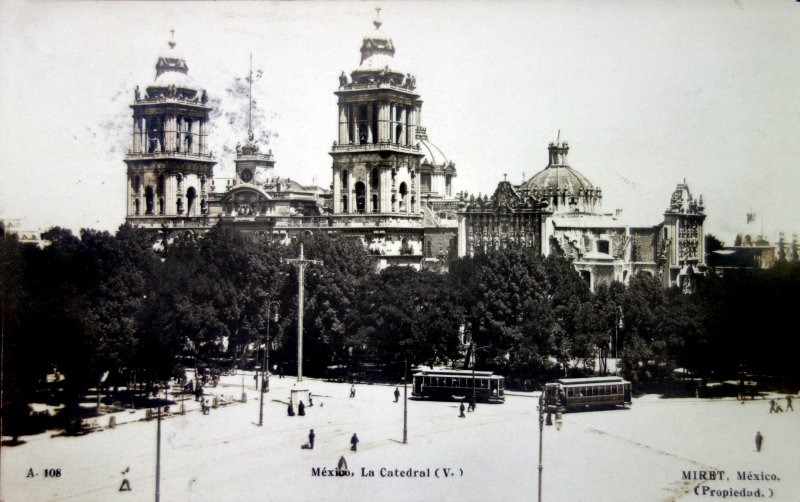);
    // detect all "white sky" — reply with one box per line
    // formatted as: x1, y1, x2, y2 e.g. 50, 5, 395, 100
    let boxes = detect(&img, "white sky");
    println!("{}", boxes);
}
1, 0, 798, 245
